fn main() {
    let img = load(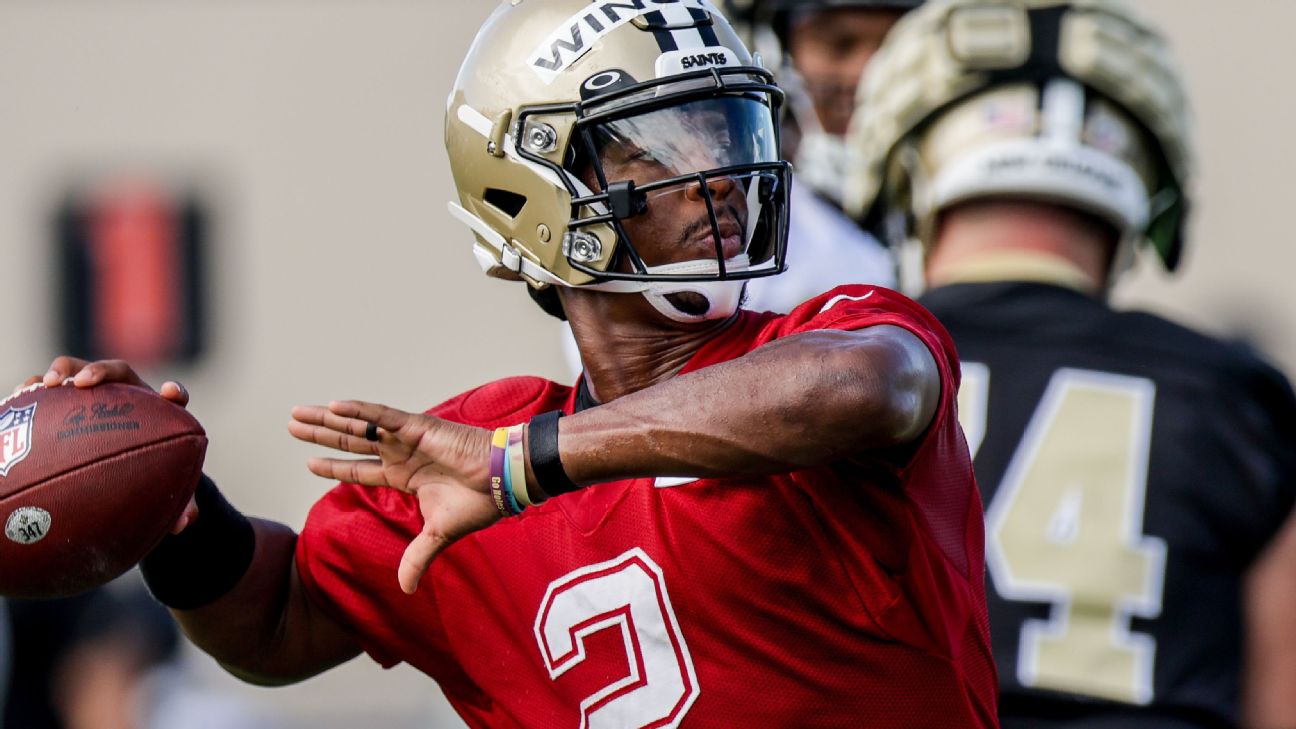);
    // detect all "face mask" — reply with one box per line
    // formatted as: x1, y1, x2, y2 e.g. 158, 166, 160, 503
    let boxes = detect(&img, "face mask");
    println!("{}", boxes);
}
638, 255, 752, 323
